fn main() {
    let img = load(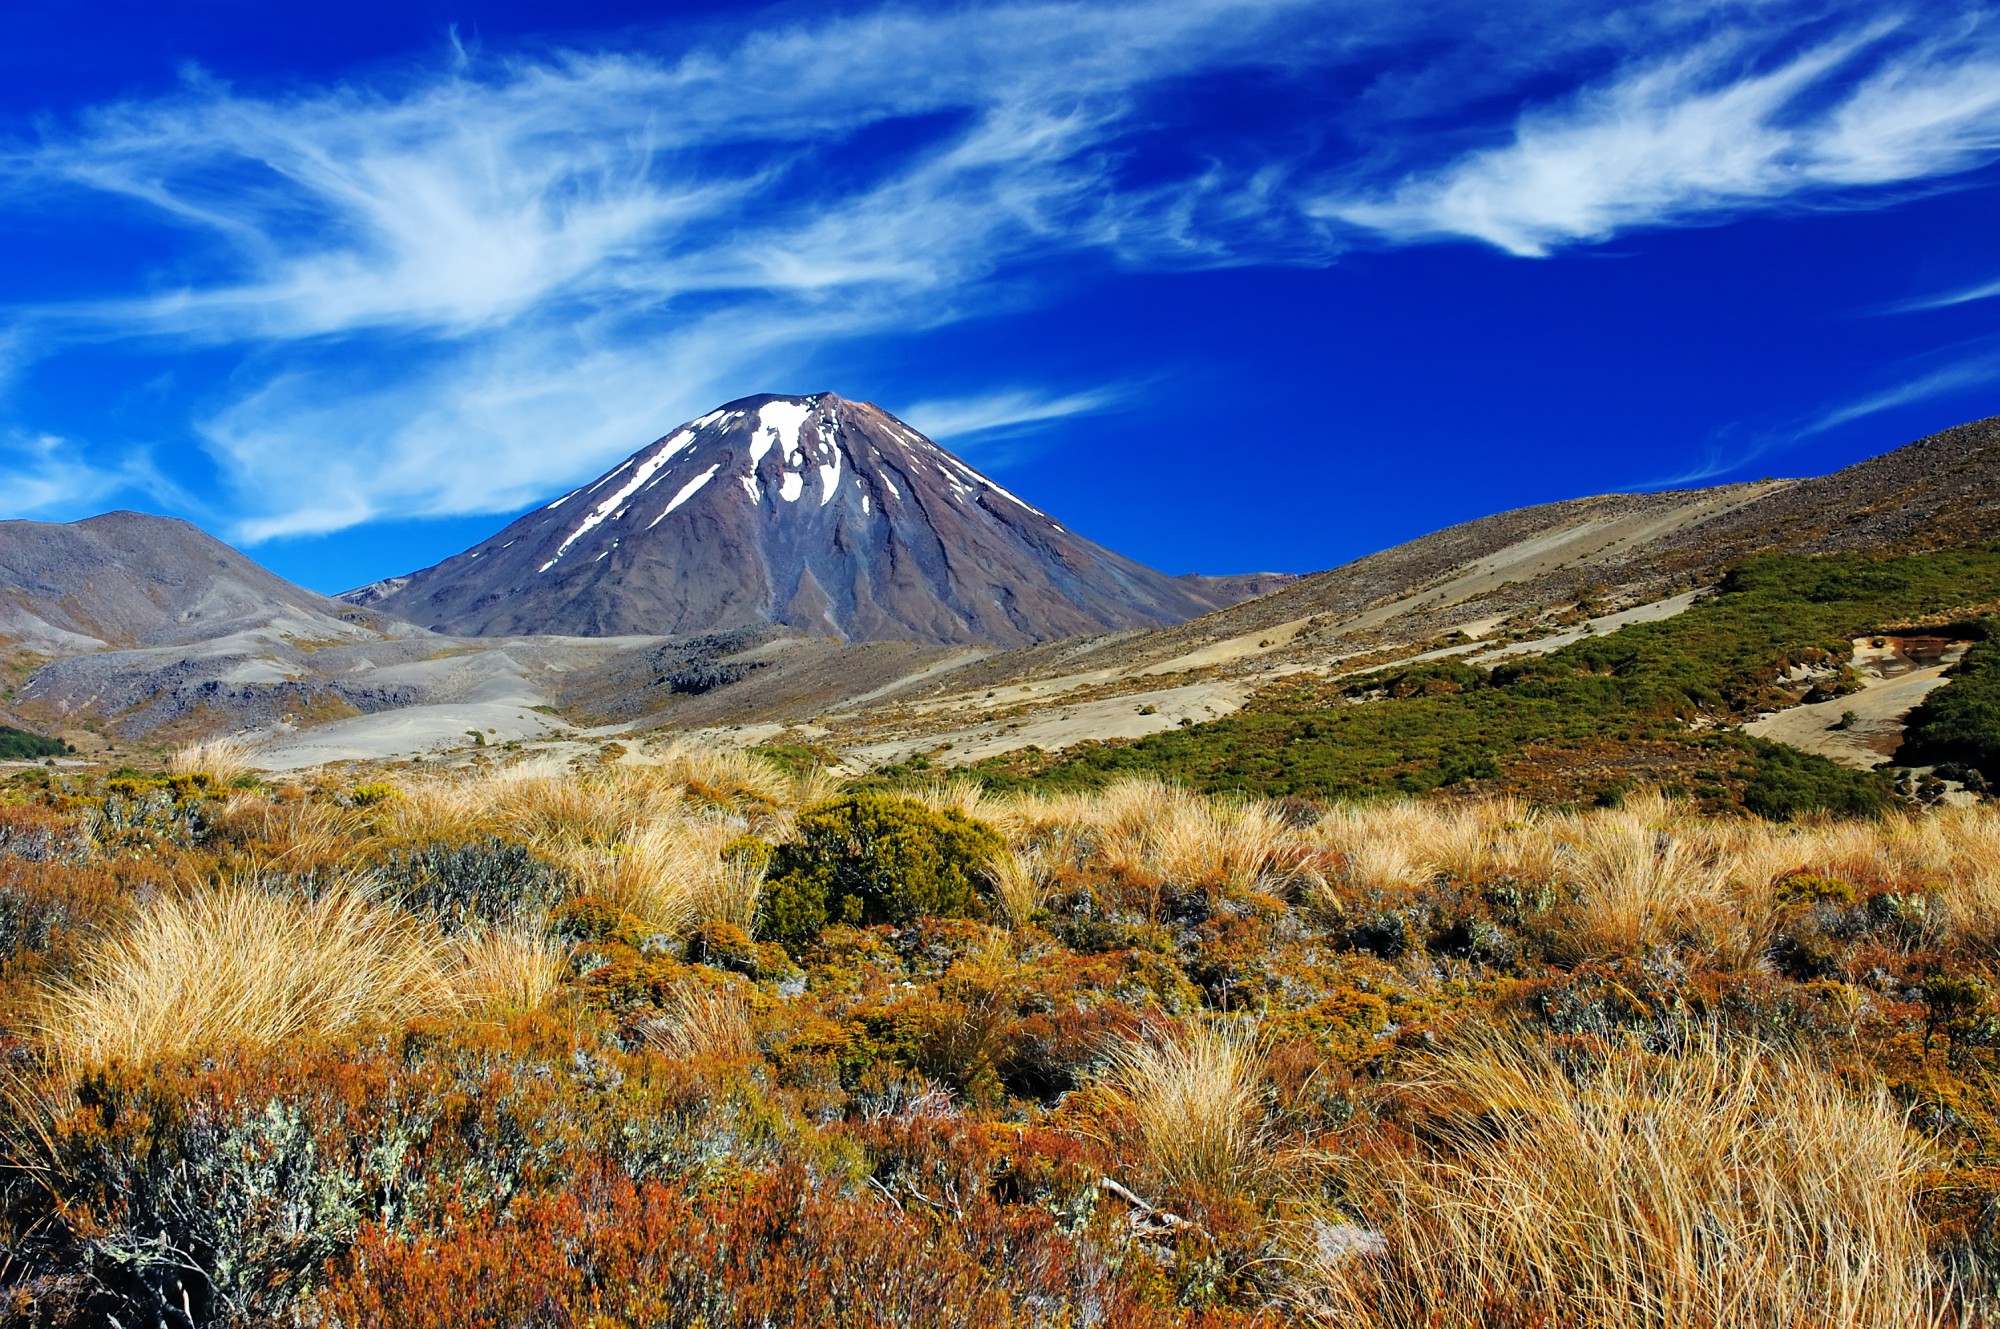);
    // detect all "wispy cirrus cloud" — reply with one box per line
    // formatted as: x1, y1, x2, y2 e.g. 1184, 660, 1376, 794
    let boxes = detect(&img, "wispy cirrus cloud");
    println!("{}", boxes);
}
1639, 339, 2000, 488
0, 433, 174, 517
1803, 348, 2000, 436
898, 386, 1134, 442
2, 0, 1998, 538
1320, 18, 2000, 255
1891, 274, 2000, 312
